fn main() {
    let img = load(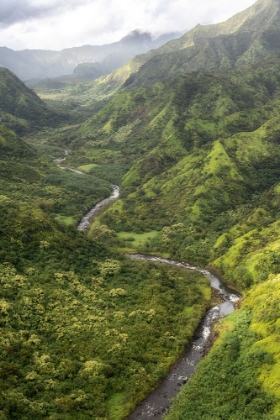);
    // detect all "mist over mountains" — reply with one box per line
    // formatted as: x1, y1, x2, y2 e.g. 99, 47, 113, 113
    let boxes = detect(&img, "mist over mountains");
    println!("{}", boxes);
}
0, 30, 181, 81
105, 0, 280, 90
